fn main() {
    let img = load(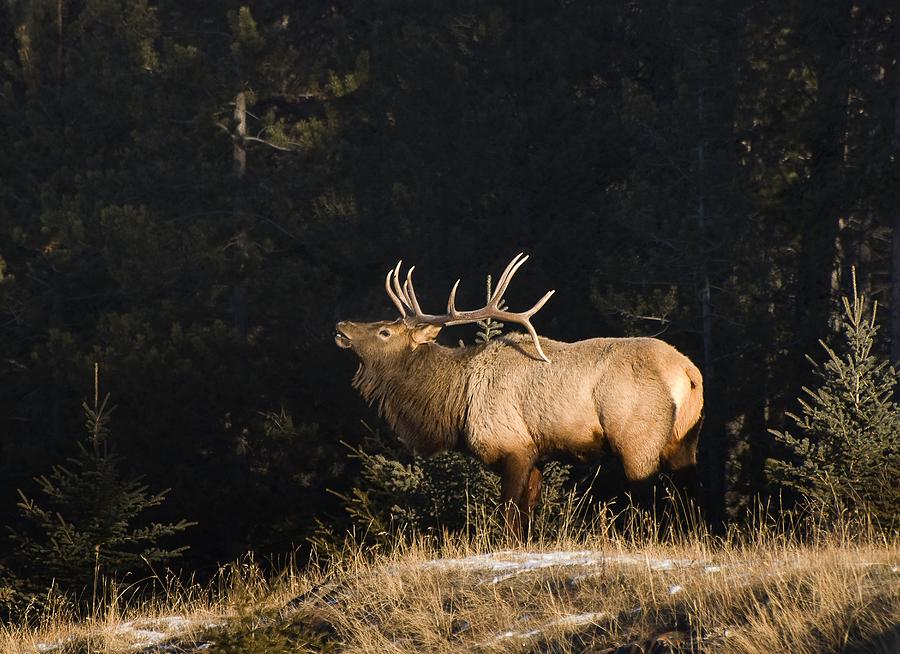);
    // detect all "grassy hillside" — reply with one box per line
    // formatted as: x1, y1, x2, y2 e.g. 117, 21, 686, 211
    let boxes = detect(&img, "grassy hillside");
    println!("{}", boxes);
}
5, 507, 898, 653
